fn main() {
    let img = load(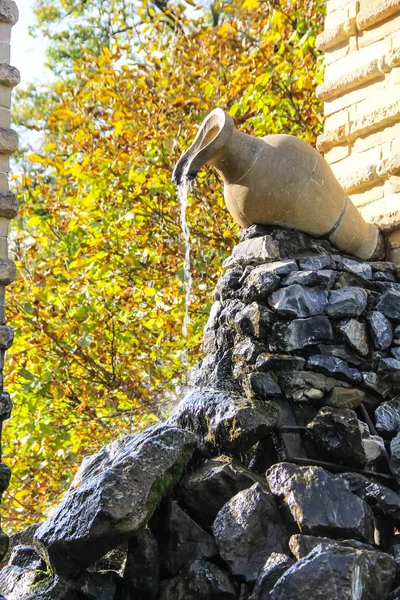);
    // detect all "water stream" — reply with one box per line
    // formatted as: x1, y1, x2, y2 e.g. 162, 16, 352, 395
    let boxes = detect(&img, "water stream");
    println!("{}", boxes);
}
178, 179, 193, 341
